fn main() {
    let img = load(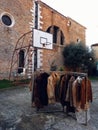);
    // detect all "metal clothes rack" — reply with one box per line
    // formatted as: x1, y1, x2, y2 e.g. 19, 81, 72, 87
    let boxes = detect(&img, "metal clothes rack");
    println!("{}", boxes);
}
32, 70, 88, 125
